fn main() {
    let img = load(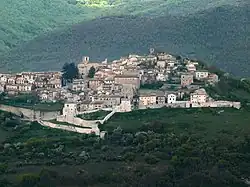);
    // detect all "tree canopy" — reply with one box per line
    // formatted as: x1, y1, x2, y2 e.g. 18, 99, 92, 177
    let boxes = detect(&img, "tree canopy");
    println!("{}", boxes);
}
62, 63, 79, 82
88, 66, 96, 78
